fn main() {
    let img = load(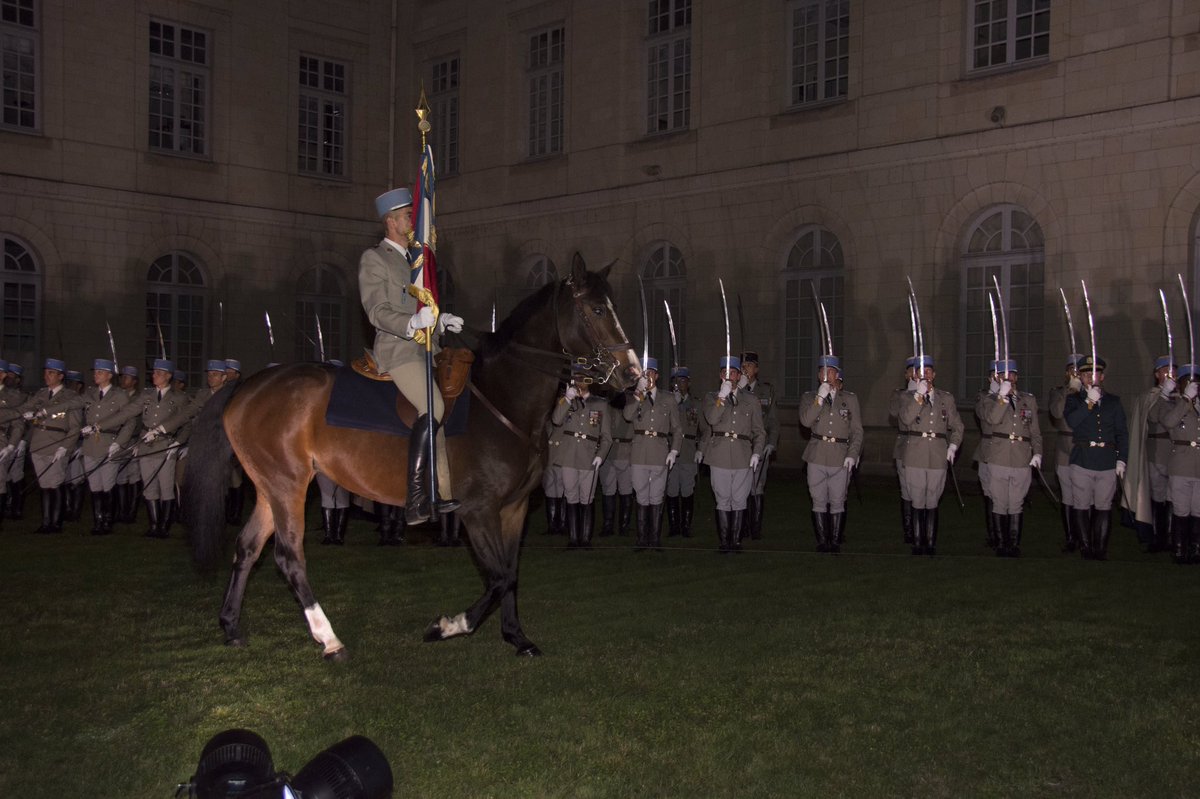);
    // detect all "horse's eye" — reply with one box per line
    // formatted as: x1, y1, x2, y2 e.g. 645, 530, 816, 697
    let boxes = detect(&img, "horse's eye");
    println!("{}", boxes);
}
593, 306, 605, 316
